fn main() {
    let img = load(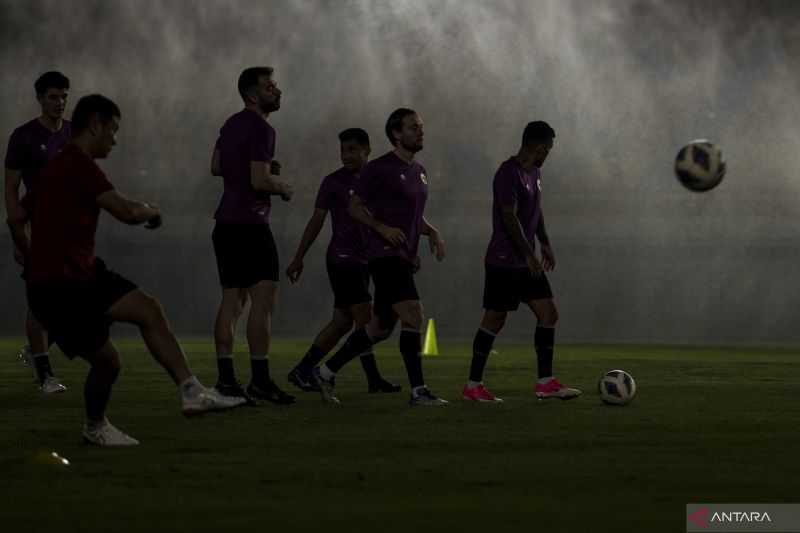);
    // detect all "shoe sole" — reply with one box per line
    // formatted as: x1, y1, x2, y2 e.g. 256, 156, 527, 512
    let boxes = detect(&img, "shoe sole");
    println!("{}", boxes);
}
182, 400, 246, 417
82, 436, 140, 447
462, 396, 503, 402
